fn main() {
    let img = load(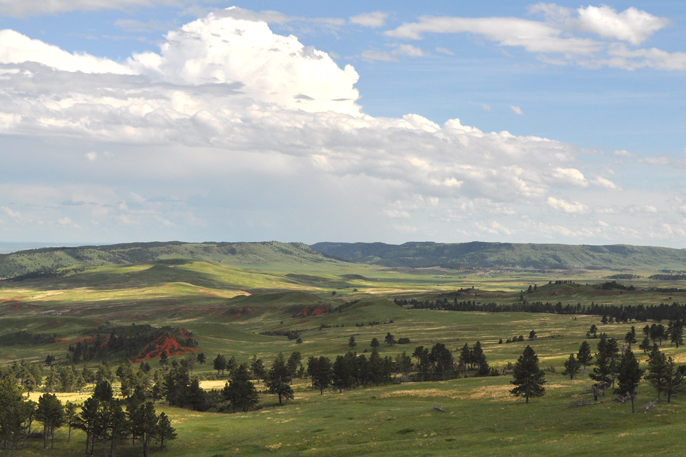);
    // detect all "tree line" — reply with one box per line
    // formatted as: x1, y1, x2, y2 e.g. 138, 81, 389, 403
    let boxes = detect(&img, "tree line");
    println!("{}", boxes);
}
397, 295, 686, 321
